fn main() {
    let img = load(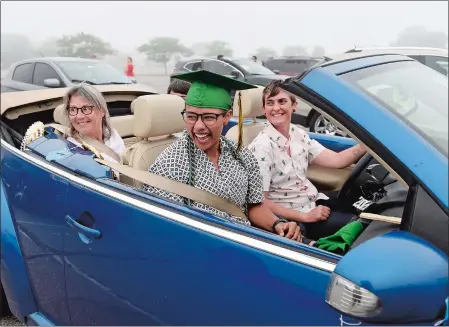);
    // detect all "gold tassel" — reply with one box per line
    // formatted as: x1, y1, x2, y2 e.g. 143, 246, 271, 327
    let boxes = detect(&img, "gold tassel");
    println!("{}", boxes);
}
237, 91, 243, 152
